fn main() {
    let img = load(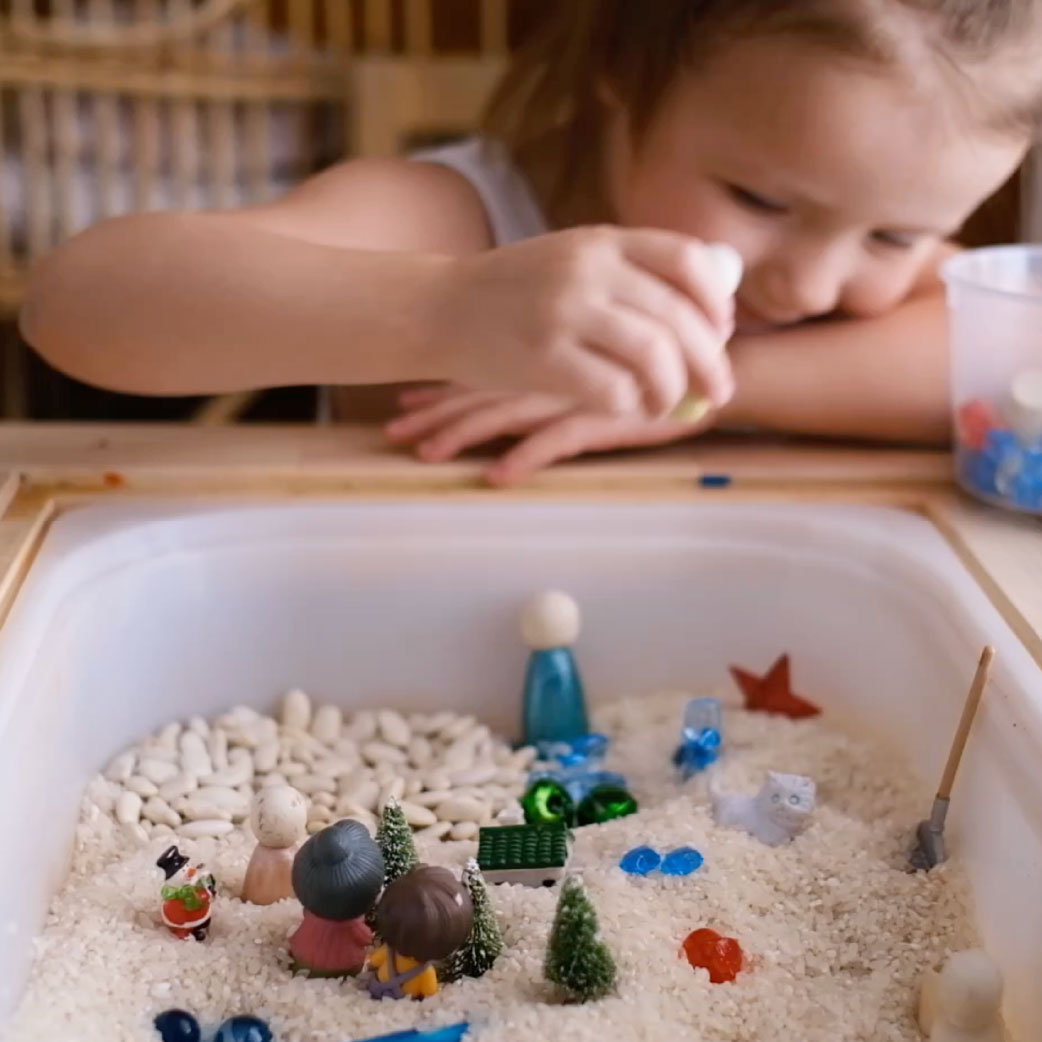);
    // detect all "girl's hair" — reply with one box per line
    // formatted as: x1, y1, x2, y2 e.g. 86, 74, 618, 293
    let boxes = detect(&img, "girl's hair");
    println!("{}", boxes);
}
483, 0, 1042, 226
291, 819, 385, 920
375, 865, 473, 962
